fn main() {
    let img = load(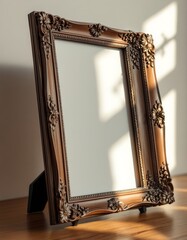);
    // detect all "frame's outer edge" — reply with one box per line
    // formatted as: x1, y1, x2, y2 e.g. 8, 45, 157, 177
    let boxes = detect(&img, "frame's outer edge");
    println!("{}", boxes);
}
139, 35, 175, 205
28, 11, 174, 225
28, 12, 59, 225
